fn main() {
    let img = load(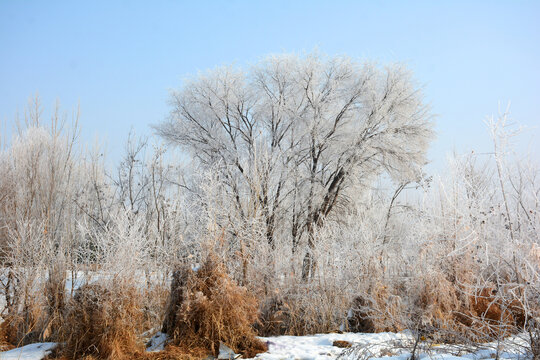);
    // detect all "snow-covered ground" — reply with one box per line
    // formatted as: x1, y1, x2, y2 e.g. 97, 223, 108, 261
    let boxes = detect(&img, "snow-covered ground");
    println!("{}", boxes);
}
257, 332, 411, 360
0, 343, 56, 360
0, 331, 533, 360
255, 331, 531, 360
